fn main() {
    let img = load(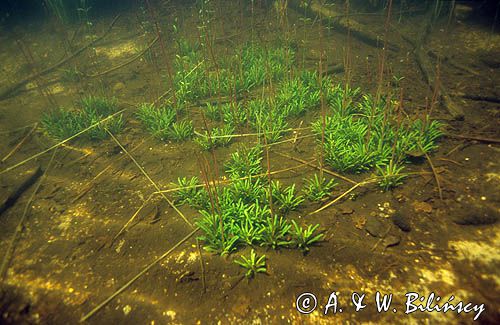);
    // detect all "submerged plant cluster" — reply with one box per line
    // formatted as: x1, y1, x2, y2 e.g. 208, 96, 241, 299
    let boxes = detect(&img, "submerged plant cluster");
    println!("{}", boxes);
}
41, 96, 123, 141
40, 35, 442, 197
311, 90, 443, 189
202, 70, 322, 145
133, 41, 298, 148
173, 40, 295, 106
173, 144, 324, 256
135, 102, 193, 142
